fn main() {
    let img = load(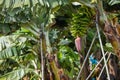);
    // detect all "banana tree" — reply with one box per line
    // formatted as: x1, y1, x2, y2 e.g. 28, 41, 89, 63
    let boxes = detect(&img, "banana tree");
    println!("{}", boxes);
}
0, 0, 120, 80
0, 28, 40, 80
0, 0, 73, 80
70, 0, 120, 80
